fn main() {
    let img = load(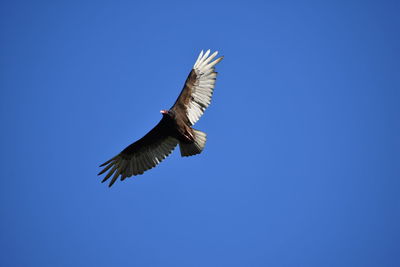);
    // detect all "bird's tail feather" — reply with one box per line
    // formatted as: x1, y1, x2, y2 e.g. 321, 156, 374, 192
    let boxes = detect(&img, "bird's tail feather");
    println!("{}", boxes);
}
179, 129, 207, 157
